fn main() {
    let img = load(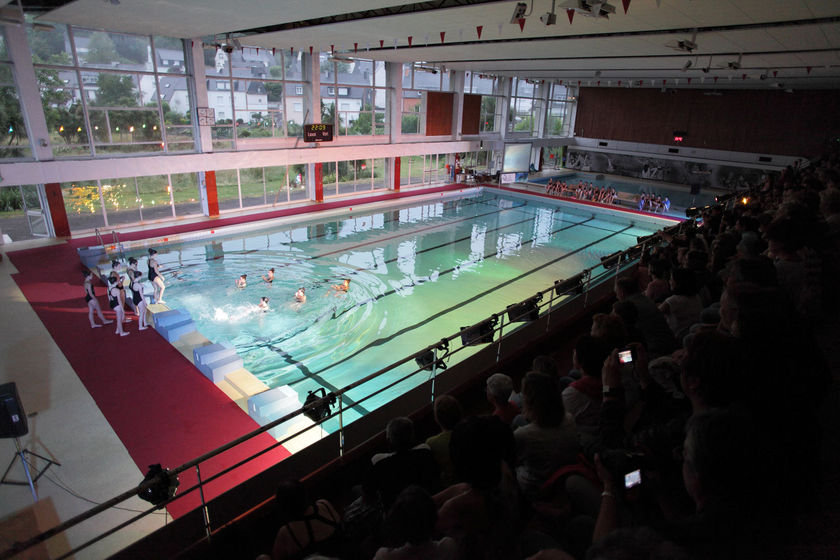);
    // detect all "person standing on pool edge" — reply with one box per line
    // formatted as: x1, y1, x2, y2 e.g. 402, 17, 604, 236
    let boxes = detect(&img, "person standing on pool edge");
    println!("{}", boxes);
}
148, 248, 166, 304
108, 273, 129, 337
83, 270, 112, 329
131, 270, 149, 330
